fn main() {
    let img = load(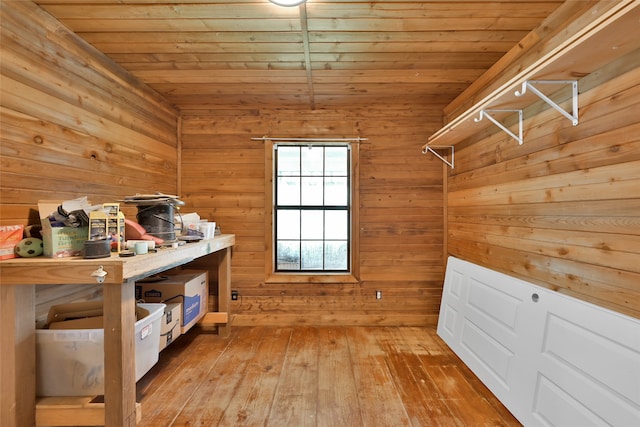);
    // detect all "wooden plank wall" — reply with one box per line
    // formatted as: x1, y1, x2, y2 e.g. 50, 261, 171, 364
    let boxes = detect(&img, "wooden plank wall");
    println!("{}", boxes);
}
0, 1, 179, 317
180, 107, 446, 327
447, 48, 640, 319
